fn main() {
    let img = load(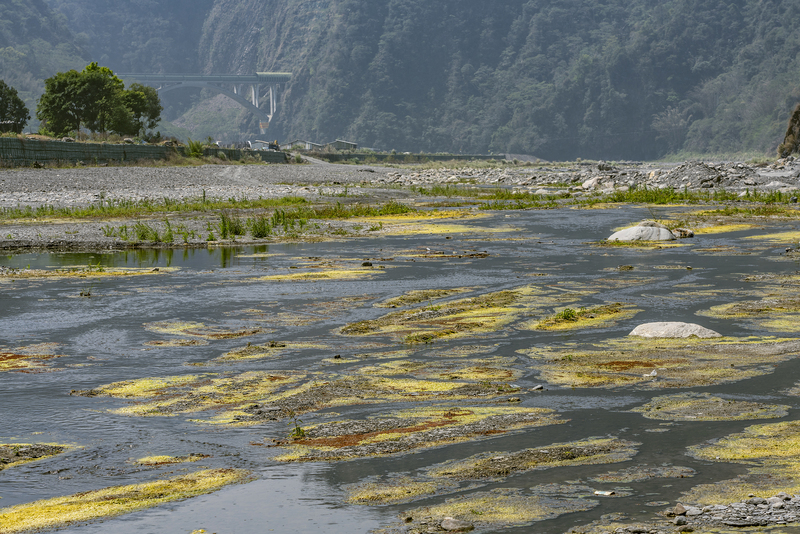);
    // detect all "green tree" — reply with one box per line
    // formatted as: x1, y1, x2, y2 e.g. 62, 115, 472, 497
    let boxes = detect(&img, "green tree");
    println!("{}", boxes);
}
36, 69, 84, 136
37, 63, 162, 137
122, 83, 163, 136
0, 80, 30, 133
